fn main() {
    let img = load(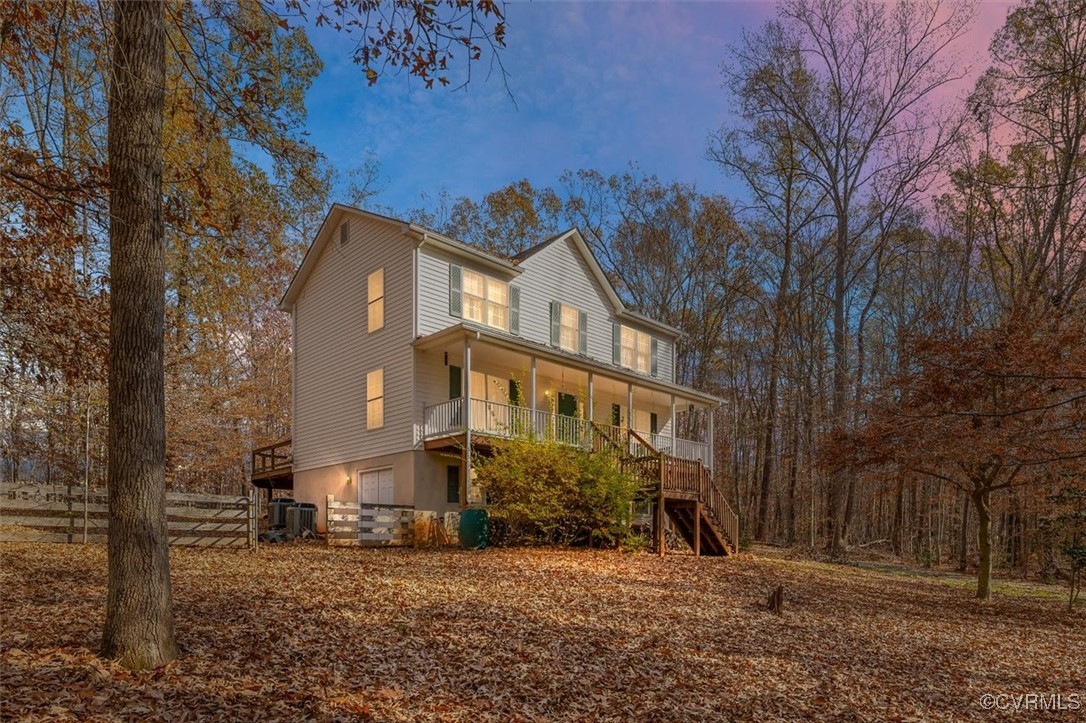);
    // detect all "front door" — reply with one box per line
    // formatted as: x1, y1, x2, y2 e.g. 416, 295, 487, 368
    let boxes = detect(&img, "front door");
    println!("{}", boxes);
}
449, 365, 462, 399
557, 392, 578, 418
449, 366, 462, 424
